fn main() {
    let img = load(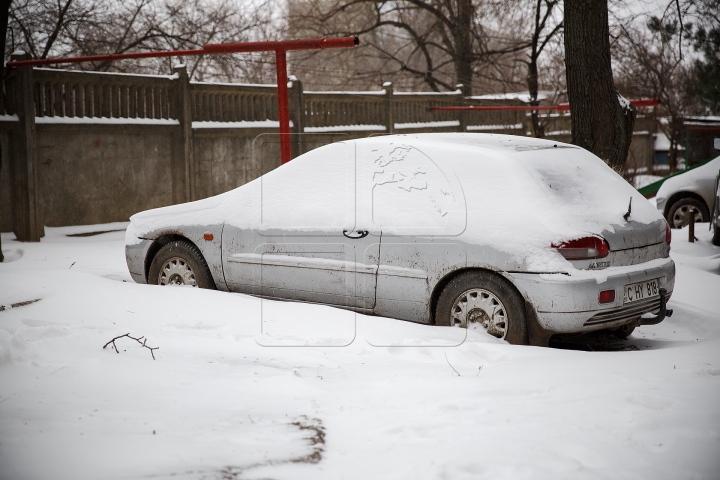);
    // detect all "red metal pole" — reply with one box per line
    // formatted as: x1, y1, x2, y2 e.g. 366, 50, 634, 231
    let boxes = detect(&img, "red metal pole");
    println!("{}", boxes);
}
6, 37, 359, 68
428, 98, 658, 112
429, 105, 569, 112
204, 36, 358, 55
275, 50, 292, 165
5, 48, 204, 67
